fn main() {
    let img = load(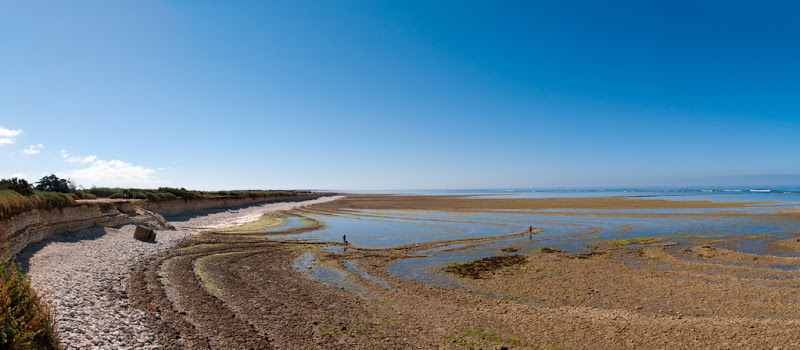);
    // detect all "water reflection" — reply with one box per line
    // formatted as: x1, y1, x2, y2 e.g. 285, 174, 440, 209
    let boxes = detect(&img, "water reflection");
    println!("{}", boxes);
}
262, 215, 309, 232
